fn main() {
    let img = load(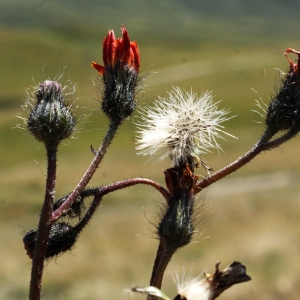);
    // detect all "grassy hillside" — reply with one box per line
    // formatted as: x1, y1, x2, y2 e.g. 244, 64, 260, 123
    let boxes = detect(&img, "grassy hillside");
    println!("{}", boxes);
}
2, 1, 300, 299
